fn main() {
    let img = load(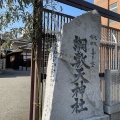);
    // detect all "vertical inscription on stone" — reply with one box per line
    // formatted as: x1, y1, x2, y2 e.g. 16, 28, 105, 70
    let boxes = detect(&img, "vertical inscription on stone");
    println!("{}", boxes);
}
42, 38, 59, 120
111, 72, 119, 105
70, 34, 99, 114
105, 70, 120, 106
104, 70, 120, 114
70, 35, 90, 113
90, 35, 97, 67
119, 72, 120, 102
50, 39, 58, 83
111, 73, 115, 104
